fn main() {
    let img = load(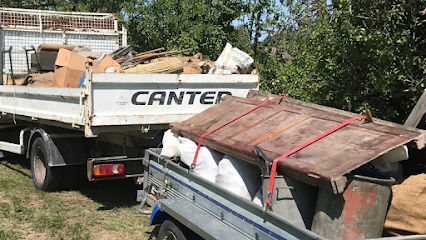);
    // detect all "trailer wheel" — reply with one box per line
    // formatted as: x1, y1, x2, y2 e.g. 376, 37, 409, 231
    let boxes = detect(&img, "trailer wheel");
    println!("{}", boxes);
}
158, 220, 190, 240
30, 137, 63, 191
